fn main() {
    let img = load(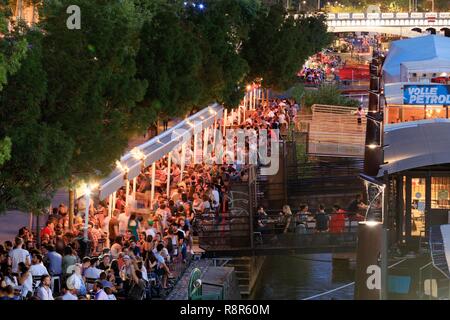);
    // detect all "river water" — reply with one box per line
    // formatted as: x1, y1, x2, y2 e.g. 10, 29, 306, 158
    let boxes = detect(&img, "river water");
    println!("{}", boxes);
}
250, 254, 356, 300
